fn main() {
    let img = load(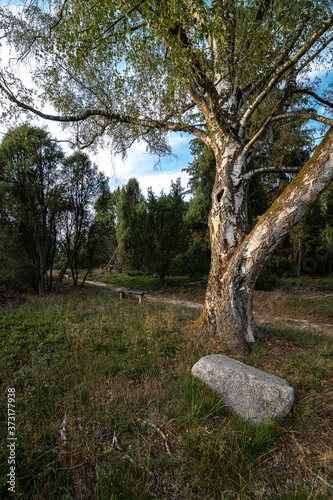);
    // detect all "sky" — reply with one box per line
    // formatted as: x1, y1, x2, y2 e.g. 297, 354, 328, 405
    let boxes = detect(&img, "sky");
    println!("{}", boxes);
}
0, 39, 193, 199
10, 117, 194, 198
71, 131, 193, 198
